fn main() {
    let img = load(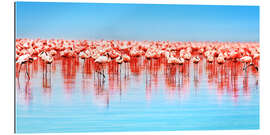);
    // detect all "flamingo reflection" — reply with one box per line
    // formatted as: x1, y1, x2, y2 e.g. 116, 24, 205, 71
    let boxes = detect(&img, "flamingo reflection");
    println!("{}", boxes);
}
16, 56, 259, 105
